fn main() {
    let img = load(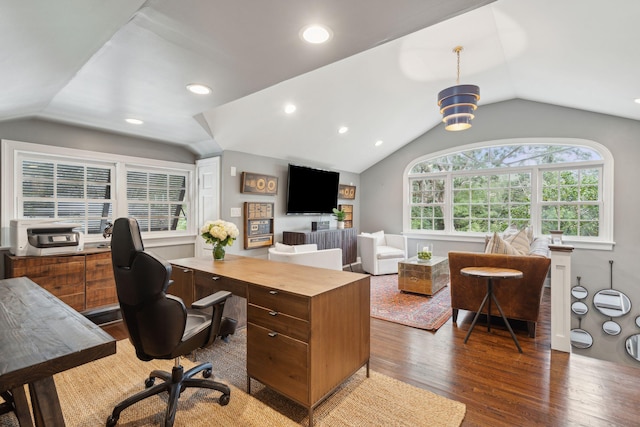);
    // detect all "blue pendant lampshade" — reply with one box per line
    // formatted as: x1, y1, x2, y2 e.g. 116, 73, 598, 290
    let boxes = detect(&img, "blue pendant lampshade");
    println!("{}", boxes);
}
437, 46, 480, 131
